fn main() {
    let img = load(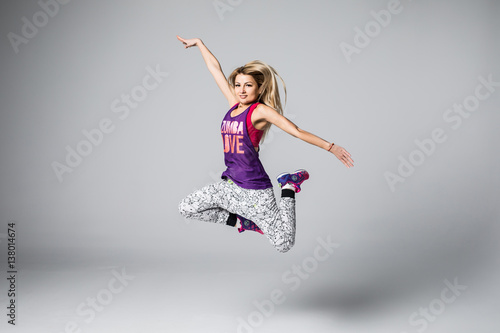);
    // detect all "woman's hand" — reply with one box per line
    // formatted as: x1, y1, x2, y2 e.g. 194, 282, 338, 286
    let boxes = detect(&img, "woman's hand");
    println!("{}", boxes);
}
329, 144, 354, 168
175, 35, 237, 106
177, 35, 200, 49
